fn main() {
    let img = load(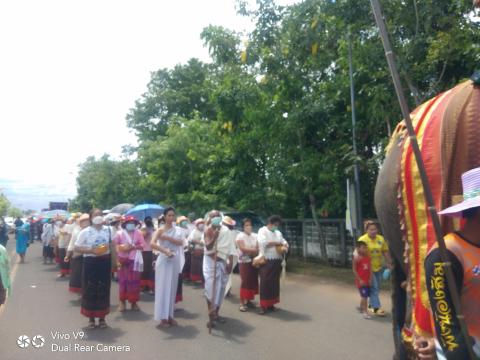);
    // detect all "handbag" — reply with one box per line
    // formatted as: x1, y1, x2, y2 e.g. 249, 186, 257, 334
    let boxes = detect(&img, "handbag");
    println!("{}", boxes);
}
252, 254, 267, 268
124, 229, 144, 272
